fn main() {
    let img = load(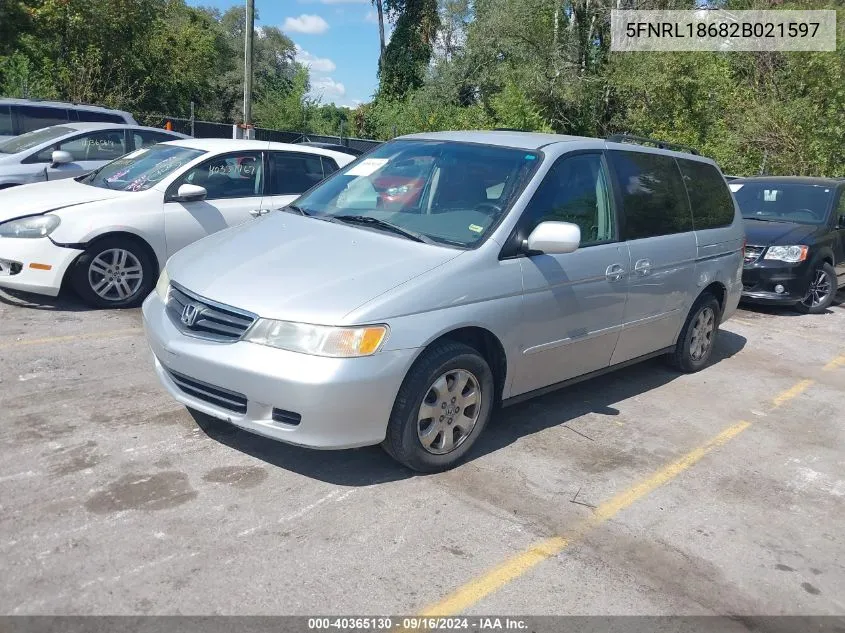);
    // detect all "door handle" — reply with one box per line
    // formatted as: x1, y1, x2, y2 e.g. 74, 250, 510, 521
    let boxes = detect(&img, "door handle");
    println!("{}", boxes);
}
634, 258, 652, 276
605, 263, 626, 282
